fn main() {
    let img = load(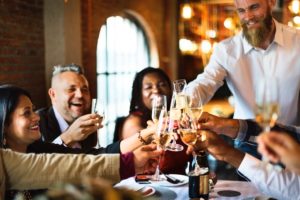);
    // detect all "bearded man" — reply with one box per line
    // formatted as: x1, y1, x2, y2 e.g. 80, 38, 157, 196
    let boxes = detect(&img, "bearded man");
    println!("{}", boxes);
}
186, 0, 300, 158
